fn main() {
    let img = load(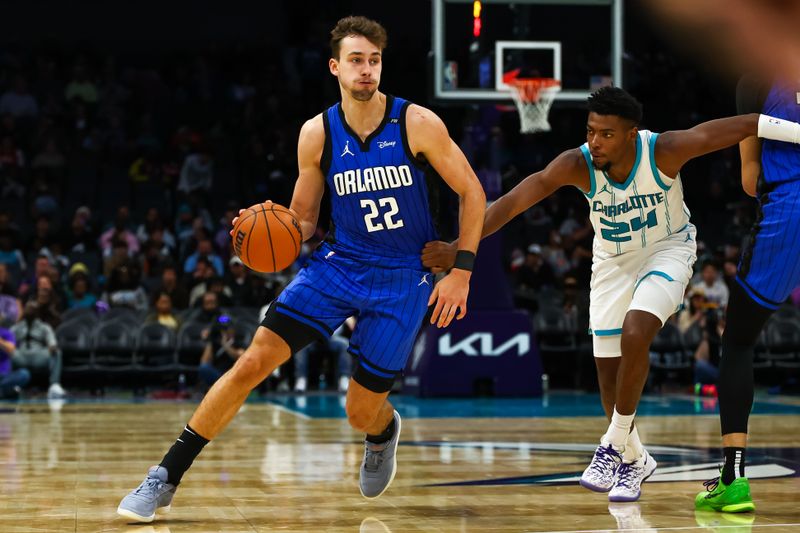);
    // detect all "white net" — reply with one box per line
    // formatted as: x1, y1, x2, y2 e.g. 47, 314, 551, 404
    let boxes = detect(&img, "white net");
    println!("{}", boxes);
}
508, 80, 561, 134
